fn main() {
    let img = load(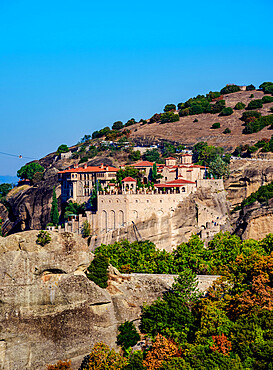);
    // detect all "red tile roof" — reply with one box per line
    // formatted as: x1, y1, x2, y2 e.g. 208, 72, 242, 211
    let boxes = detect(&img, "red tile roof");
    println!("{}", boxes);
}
155, 178, 196, 187
122, 177, 137, 182
131, 161, 161, 167
165, 157, 176, 160
59, 164, 119, 174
